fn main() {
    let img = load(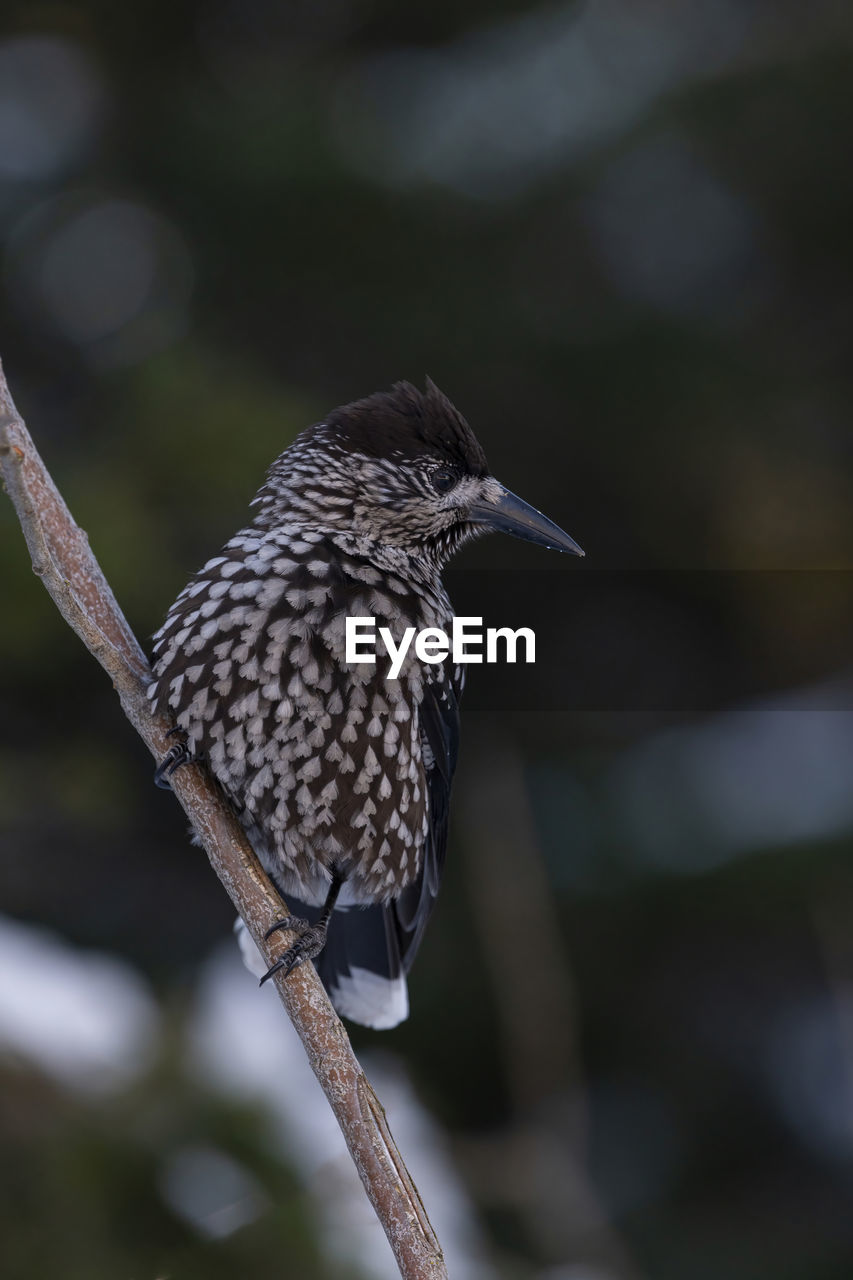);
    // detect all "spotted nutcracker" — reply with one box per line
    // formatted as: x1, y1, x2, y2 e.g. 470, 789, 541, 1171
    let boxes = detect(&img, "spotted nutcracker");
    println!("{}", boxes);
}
149, 380, 583, 1028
